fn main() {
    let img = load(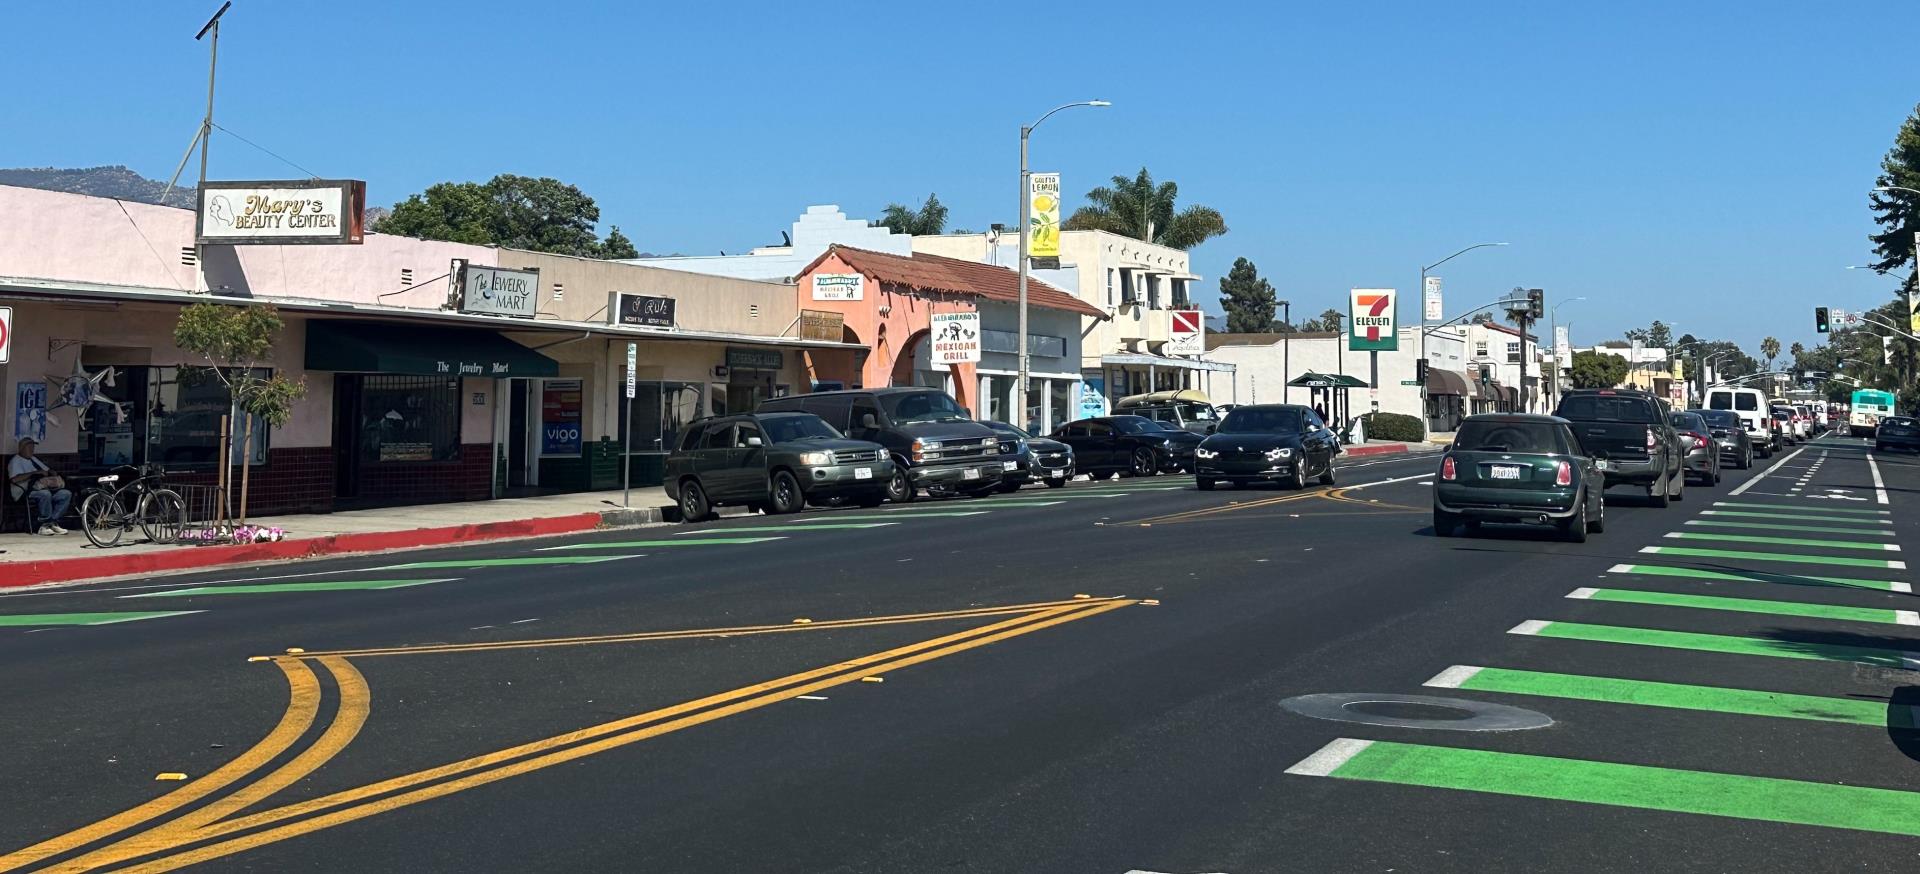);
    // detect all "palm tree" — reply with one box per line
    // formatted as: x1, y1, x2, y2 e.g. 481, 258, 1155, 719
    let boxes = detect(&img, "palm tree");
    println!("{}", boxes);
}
876, 194, 948, 236
1760, 336, 1781, 371
1062, 167, 1227, 250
